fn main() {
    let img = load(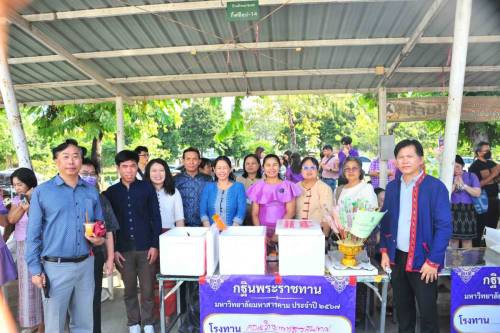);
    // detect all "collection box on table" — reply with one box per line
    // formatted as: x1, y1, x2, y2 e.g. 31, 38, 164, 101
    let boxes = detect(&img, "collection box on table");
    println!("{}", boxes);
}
219, 226, 267, 275
276, 219, 325, 276
159, 226, 219, 276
